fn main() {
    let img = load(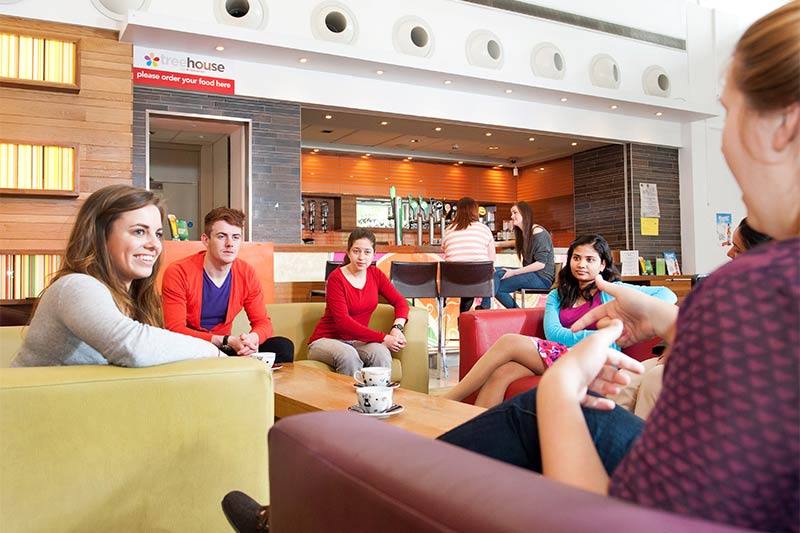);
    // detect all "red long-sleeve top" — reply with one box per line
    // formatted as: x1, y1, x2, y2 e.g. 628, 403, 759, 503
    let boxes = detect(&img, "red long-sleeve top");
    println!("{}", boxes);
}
308, 265, 409, 344
161, 252, 273, 343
